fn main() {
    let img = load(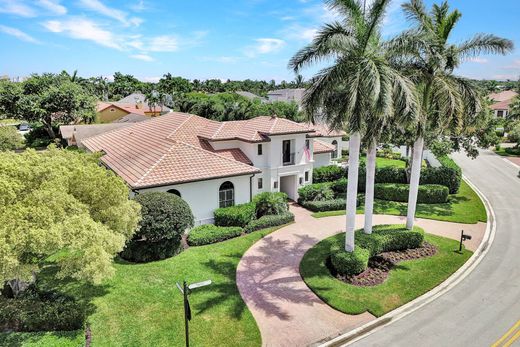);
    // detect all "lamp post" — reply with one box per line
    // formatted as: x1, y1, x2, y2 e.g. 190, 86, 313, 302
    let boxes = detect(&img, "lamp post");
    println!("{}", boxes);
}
176, 279, 212, 347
